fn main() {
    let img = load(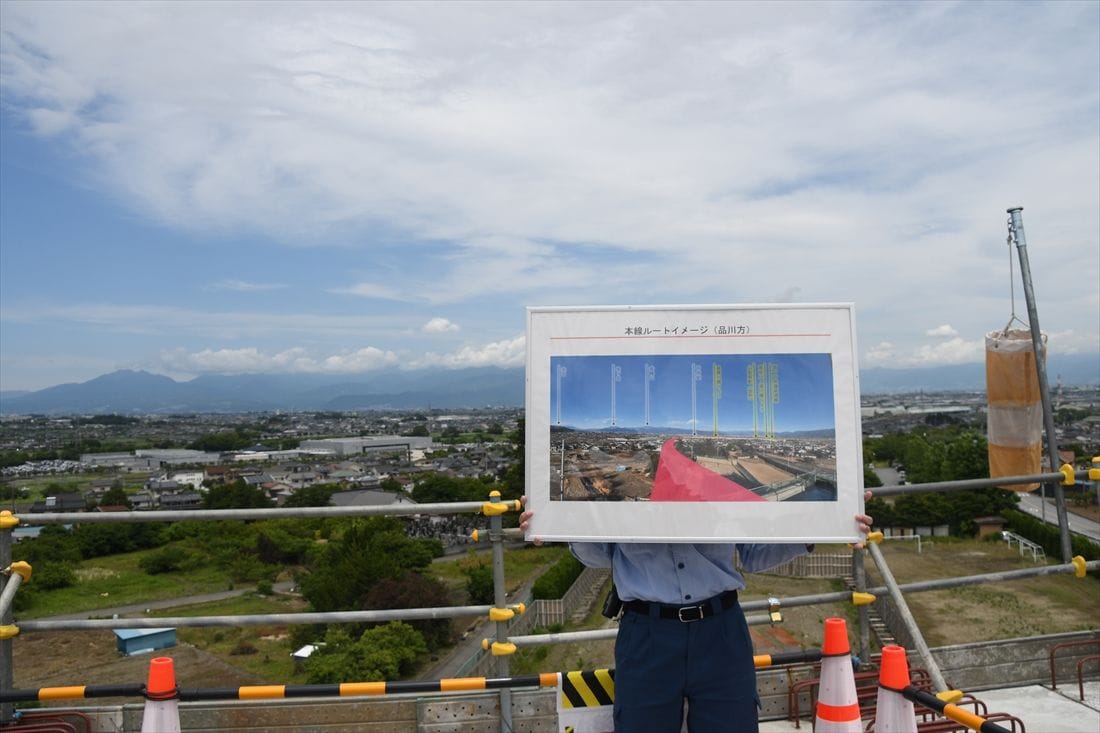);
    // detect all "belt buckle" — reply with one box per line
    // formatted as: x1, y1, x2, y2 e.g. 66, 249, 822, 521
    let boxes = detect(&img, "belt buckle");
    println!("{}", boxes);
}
677, 605, 704, 622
